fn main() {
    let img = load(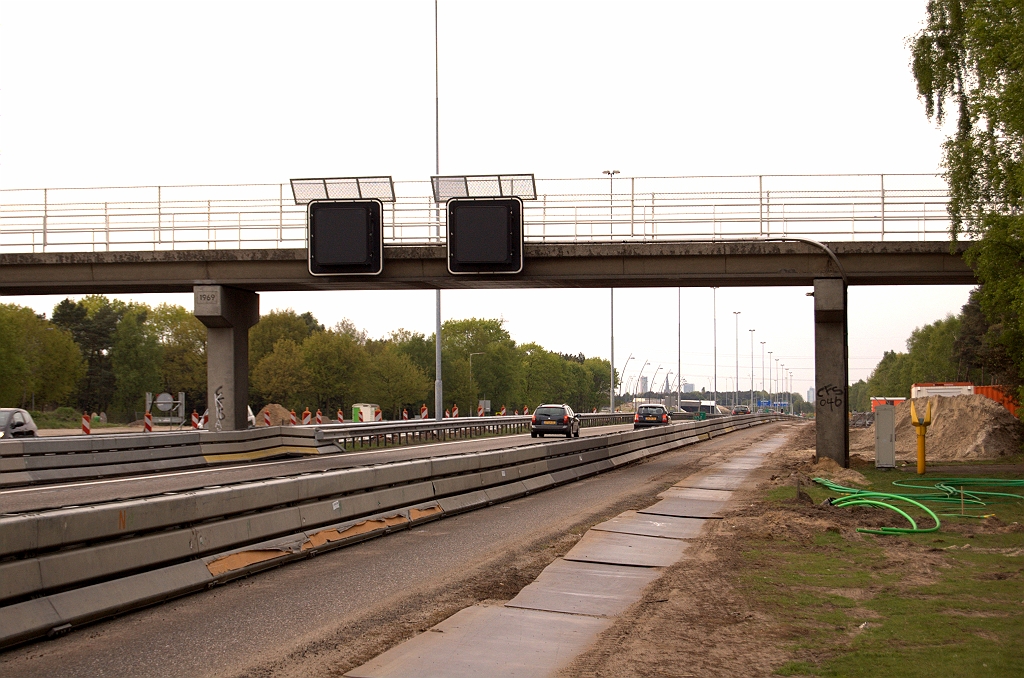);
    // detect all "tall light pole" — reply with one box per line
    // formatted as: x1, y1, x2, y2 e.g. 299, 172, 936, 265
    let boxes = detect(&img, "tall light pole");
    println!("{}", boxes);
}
733, 311, 740, 408
618, 353, 633, 411
712, 287, 718, 411
677, 287, 681, 412
602, 170, 618, 413
749, 329, 755, 410
788, 371, 794, 414
760, 342, 766, 409
469, 352, 483, 415
433, 0, 443, 421
636, 359, 650, 408
775, 359, 781, 411
767, 352, 773, 409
